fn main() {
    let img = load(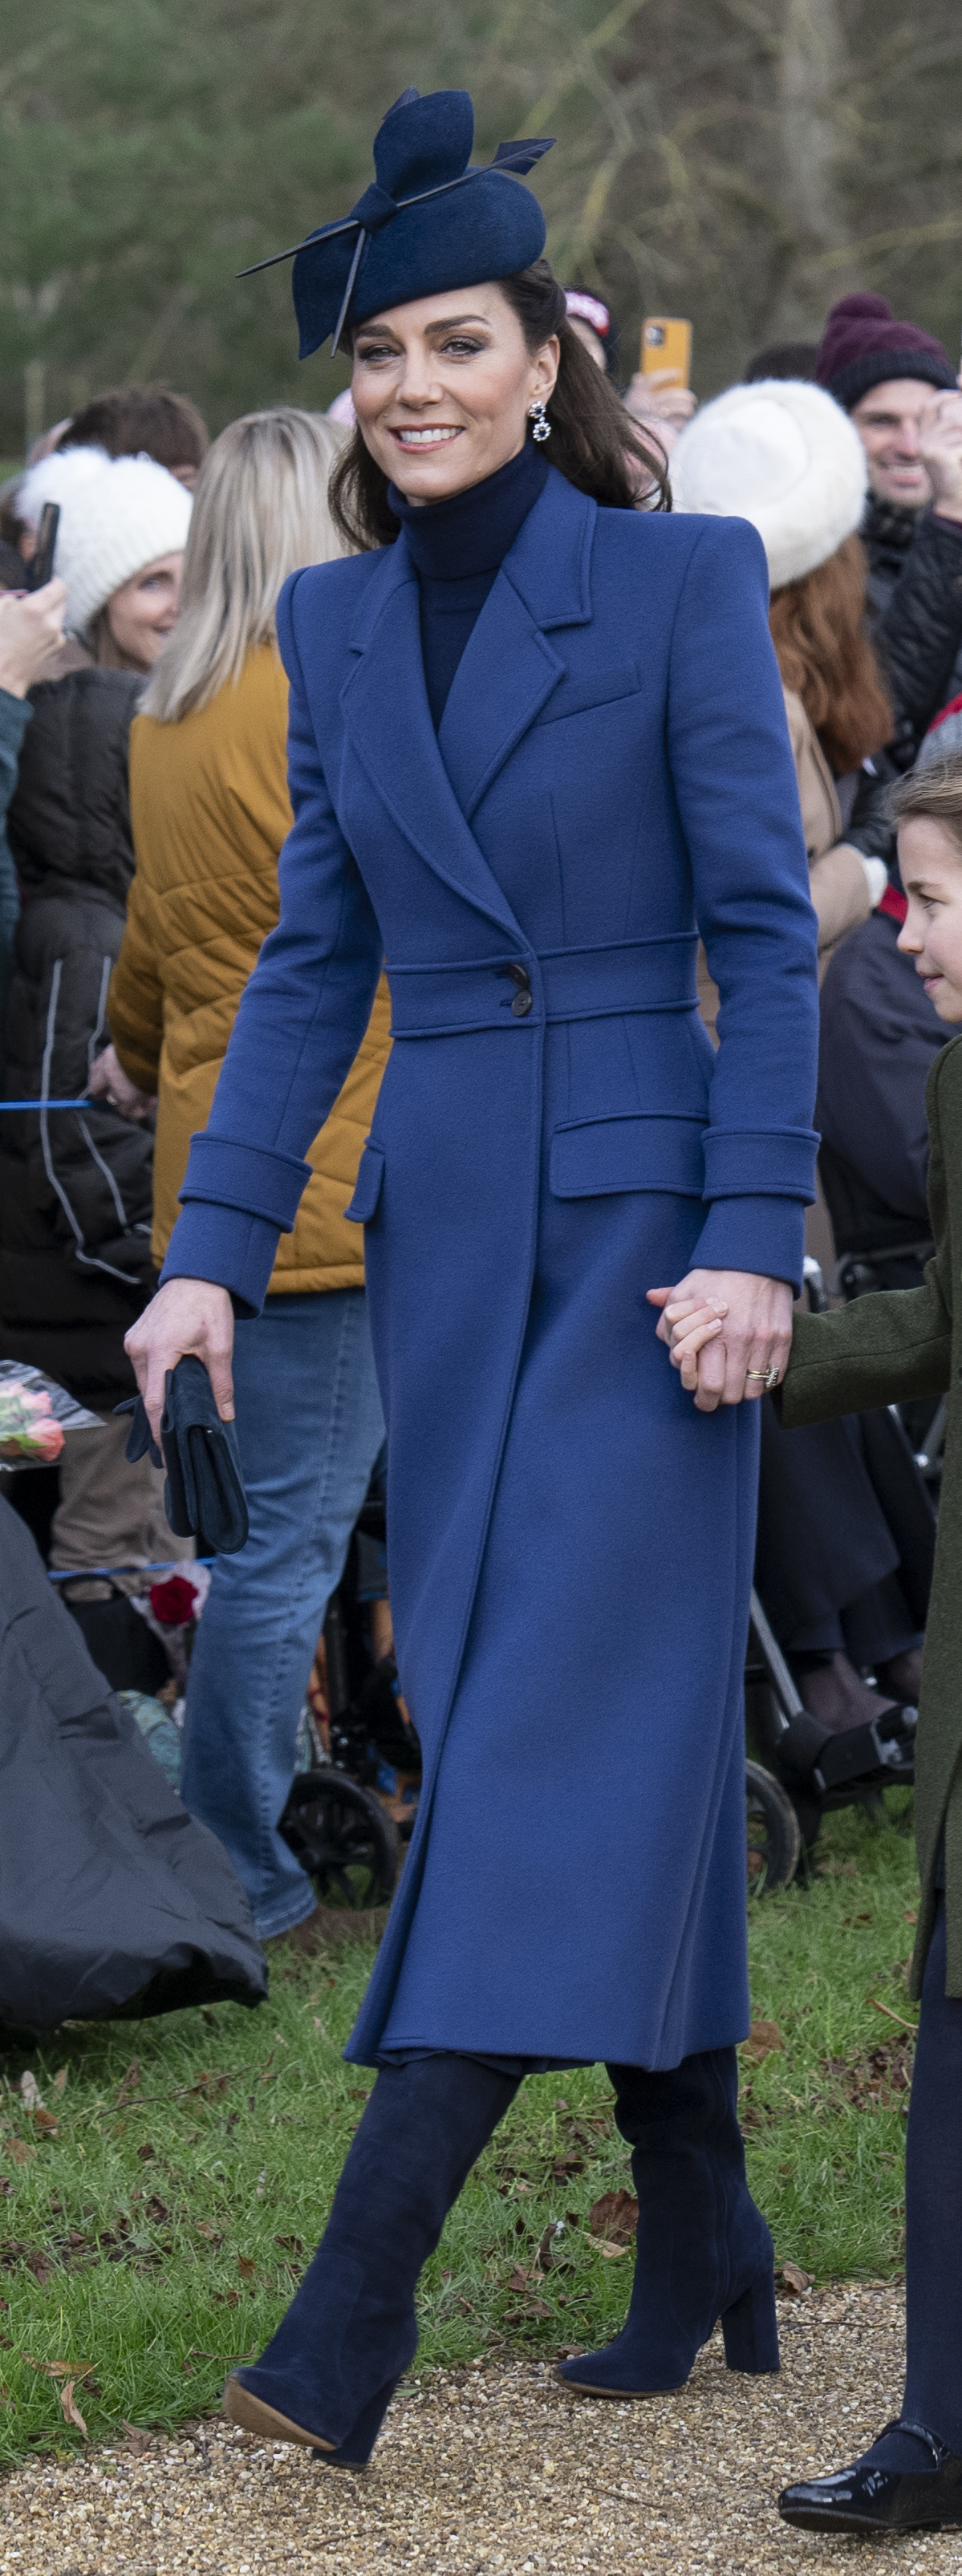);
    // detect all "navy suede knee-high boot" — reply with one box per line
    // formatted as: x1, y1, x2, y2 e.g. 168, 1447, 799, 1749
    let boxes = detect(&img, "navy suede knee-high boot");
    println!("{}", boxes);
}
558, 2047, 778, 2396
225, 2055, 518, 2463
